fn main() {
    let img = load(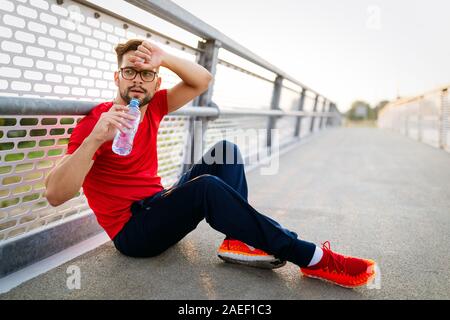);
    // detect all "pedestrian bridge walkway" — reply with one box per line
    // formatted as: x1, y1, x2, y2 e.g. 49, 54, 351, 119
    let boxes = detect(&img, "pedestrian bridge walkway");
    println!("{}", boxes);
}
1, 127, 449, 299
